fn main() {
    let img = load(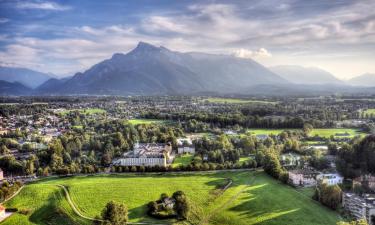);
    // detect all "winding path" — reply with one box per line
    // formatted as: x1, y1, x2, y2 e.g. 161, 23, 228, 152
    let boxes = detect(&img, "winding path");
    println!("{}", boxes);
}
1, 185, 25, 204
